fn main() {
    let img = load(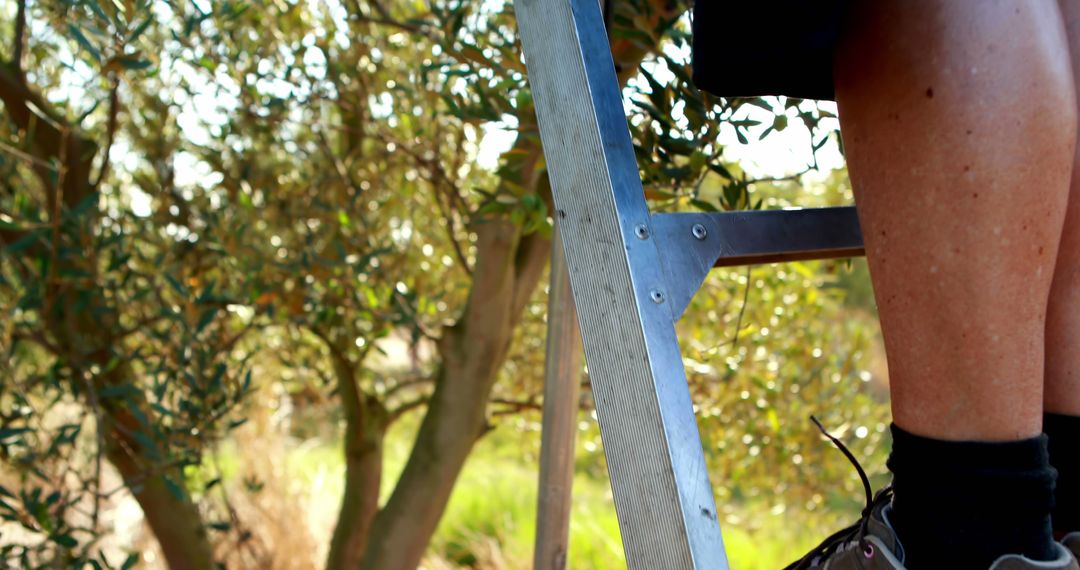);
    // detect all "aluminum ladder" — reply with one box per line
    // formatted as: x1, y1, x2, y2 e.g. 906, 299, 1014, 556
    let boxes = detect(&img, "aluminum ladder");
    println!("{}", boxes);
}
515, 0, 865, 568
